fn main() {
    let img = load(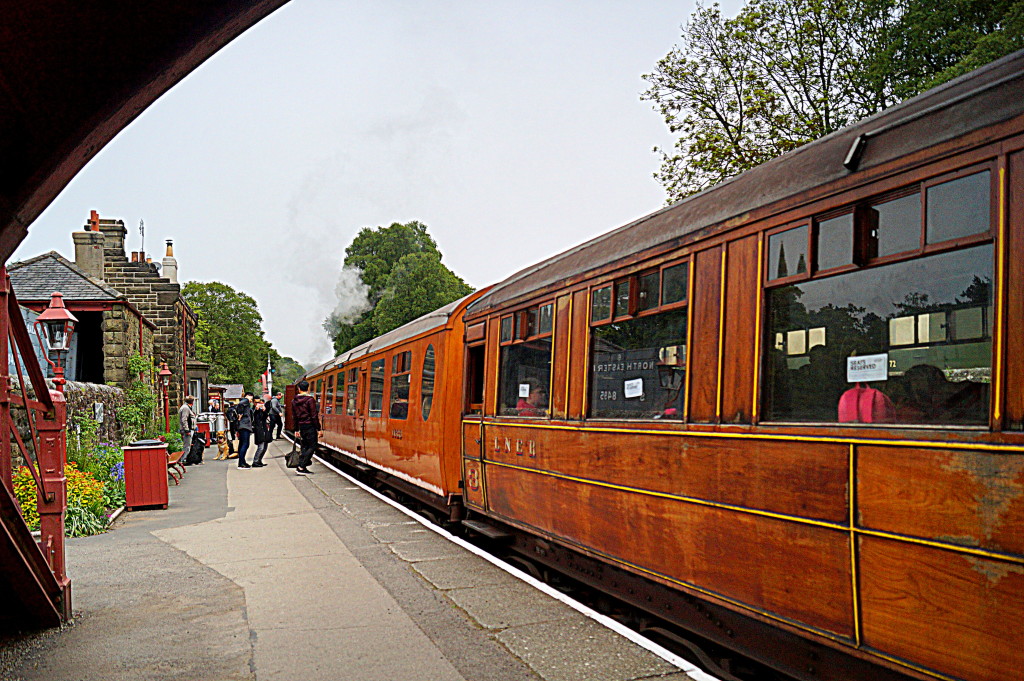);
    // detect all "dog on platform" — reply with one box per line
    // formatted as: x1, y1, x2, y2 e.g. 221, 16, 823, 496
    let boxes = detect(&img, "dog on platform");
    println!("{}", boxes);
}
214, 434, 235, 460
